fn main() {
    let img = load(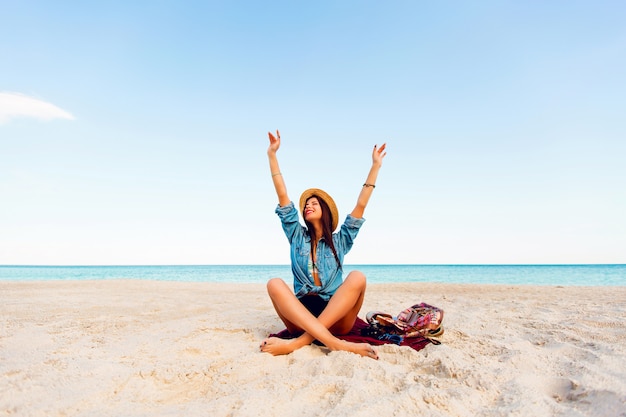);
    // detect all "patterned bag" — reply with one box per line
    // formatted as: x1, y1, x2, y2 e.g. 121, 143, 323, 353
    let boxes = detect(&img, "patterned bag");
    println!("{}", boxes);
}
365, 302, 444, 341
